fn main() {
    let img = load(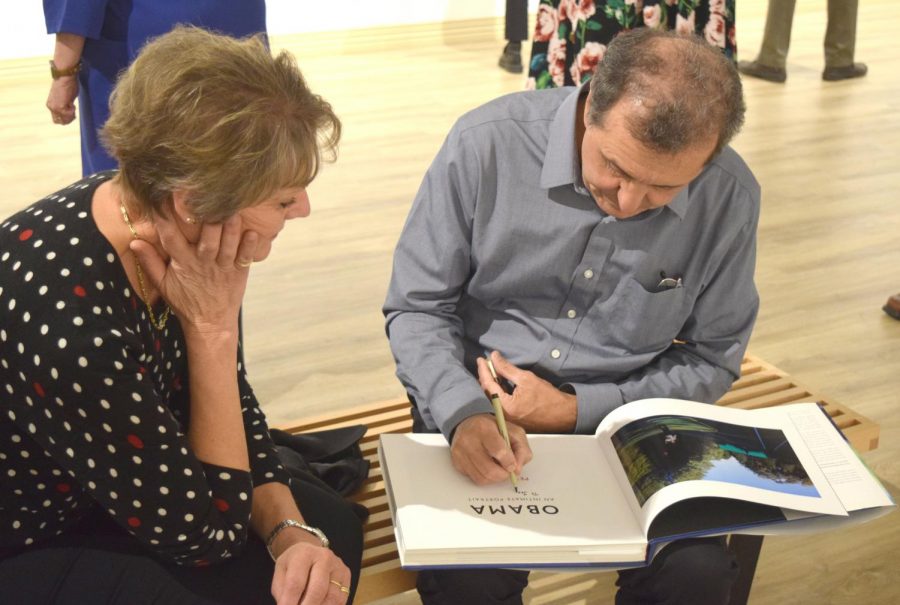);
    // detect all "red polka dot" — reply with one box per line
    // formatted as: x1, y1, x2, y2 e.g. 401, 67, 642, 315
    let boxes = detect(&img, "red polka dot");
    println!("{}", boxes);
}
194, 559, 210, 567
33, 382, 45, 397
18, 229, 33, 241
172, 376, 182, 391
138, 366, 147, 374
154, 339, 161, 352
131, 297, 138, 310
126, 434, 144, 449
127, 516, 142, 528
56, 483, 71, 493
213, 498, 230, 512
73, 285, 87, 297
